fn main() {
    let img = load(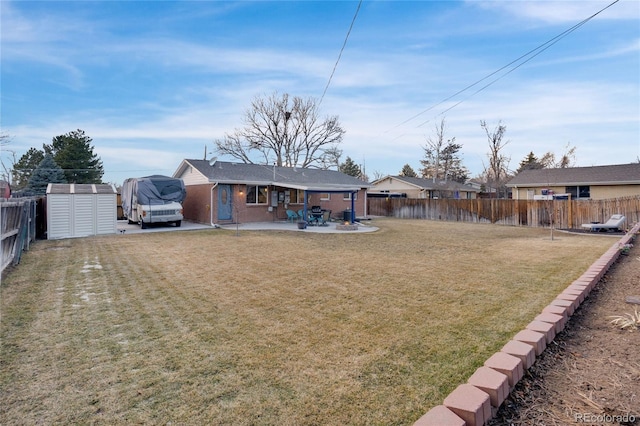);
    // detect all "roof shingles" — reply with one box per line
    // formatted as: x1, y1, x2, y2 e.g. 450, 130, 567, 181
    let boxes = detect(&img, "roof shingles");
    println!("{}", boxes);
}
506, 163, 640, 186
184, 160, 370, 190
